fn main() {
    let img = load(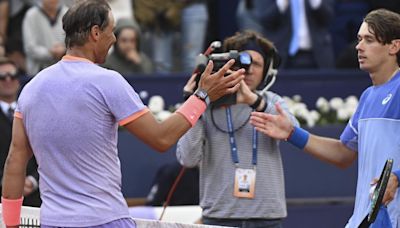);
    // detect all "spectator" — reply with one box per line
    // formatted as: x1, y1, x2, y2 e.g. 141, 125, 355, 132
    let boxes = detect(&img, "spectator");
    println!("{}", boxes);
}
331, 0, 369, 62
0, 57, 40, 207
177, 31, 298, 227
236, 0, 268, 36
181, 0, 208, 73
0, 0, 38, 73
22, 0, 68, 76
134, 0, 183, 73
103, 18, 154, 75
241, 0, 335, 69
107, 0, 135, 22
